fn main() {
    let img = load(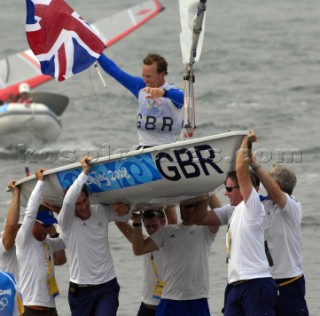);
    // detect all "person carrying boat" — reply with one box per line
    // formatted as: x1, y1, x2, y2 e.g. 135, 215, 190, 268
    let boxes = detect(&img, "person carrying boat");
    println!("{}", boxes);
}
250, 160, 309, 315
116, 209, 175, 316
131, 196, 218, 316
194, 131, 278, 315
17, 82, 33, 105
57, 155, 133, 316
98, 53, 184, 148
16, 168, 66, 316
0, 181, 21, 281
0, 180, 24, 316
